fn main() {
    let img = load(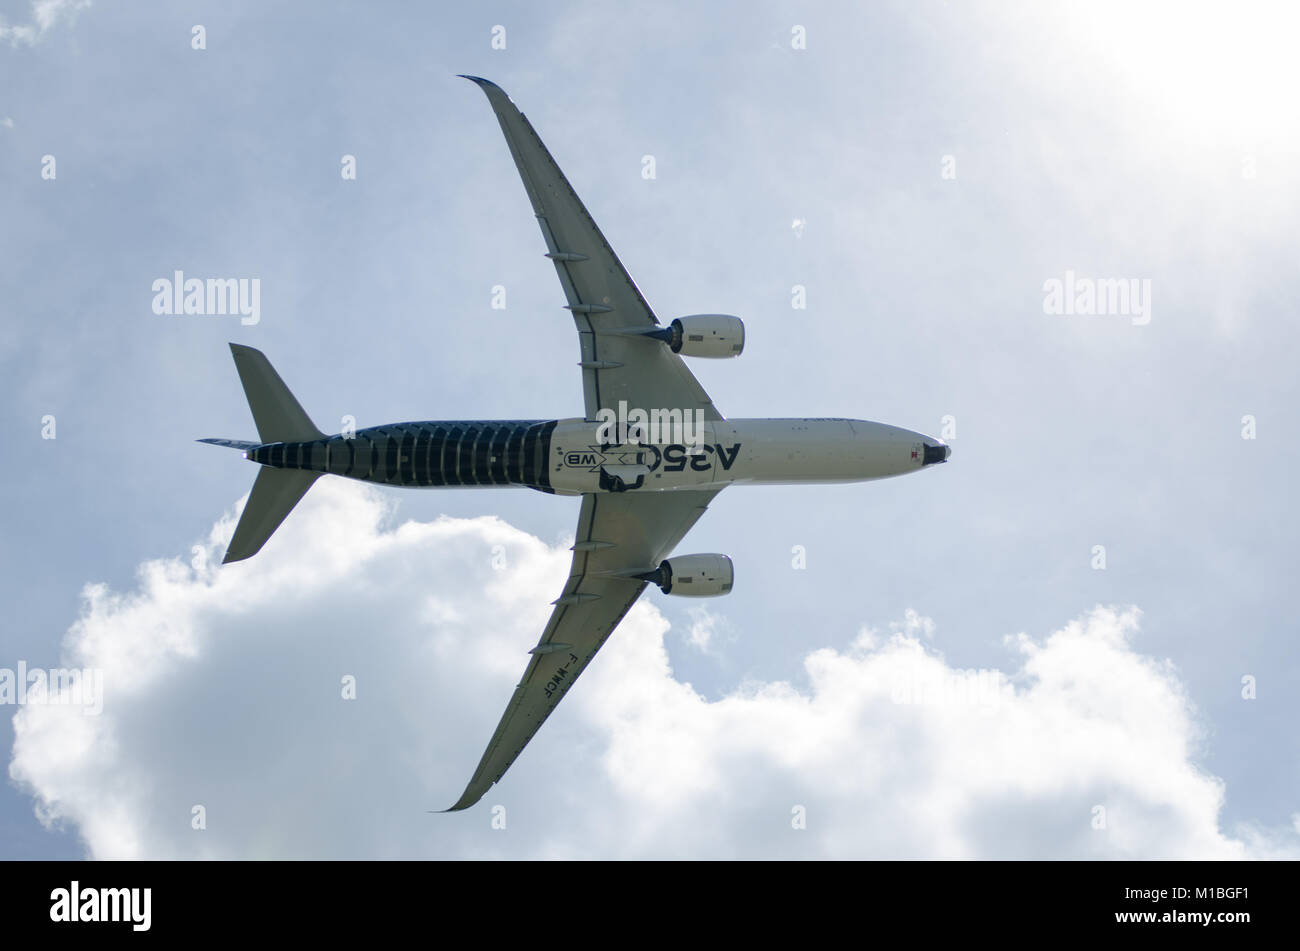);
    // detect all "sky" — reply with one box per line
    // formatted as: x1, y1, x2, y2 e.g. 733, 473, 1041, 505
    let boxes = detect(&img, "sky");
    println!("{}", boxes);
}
2, 0, 1298, 859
